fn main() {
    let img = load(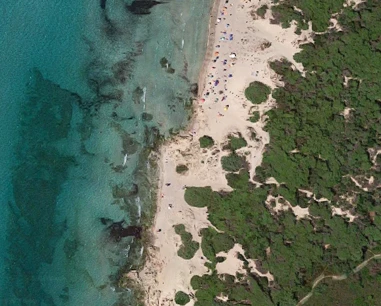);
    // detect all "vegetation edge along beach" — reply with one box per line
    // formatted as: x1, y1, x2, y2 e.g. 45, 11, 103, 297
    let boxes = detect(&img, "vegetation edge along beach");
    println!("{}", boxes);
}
131, 0, 381, 305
